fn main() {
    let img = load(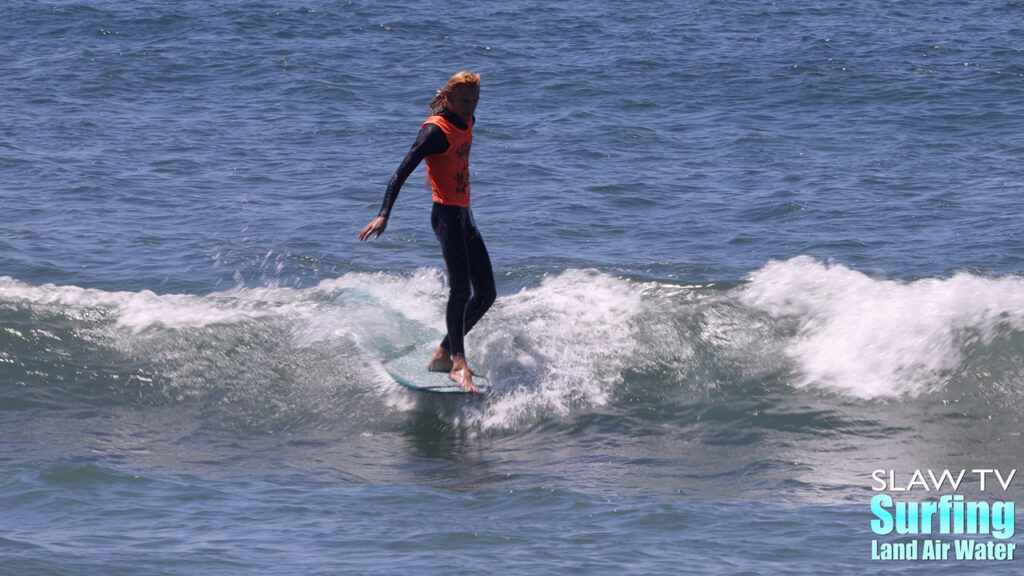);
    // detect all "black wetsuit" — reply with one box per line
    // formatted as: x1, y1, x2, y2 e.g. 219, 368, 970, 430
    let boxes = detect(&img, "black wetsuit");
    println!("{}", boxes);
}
377, 110, 496, 358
